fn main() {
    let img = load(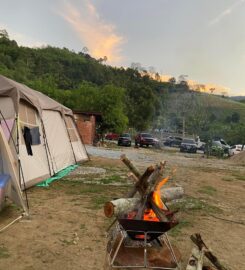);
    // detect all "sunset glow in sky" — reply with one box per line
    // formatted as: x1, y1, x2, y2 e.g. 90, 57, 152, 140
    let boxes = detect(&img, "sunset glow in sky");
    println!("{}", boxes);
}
0, 0, 245, 95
